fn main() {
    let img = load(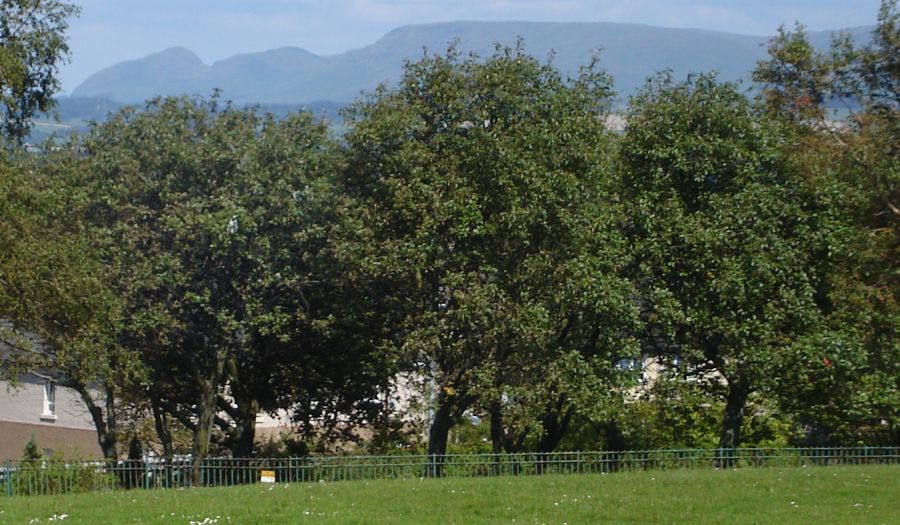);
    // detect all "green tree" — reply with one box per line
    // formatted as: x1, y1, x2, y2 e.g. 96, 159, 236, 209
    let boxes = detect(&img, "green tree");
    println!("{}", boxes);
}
0, 0, 79, 144
833, 0, 900, 115
339, 43, 638, 471
620, 73, 830, 450
752, 23, 833, 125
73, 96, 391, 474
753, 0, 899, 444
0, 151, 133, 461
21, 435, 41, 462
